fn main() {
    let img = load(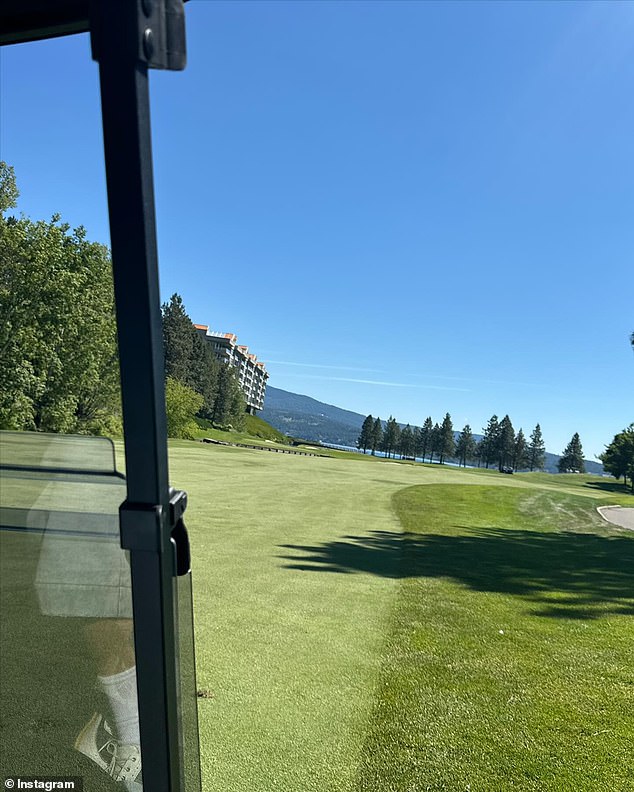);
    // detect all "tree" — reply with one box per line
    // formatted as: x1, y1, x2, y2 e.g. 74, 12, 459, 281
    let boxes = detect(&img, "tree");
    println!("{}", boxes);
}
382, 416, 399, 459
398, 424, 415, 459
528, 423, 545, 471
1, 163, 121, 434
474, 438, 484, 467
211, 364, 245, 428
428, 422, 441, 463
0, 161, 19, 212
479, 415, 499, 468
513, 428, 529, 471
496, 415, 515, 471
165, 377, 203, 439
455, 424, 476, 467
357, 414, 374, 453
600, 425, 634, 493
416, 417, 433, 462
558, 432, 585, 473
188, 331, 219, 418
371, 417, 382, 456
438, 412, 455, 464
162, 293, 196, 385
